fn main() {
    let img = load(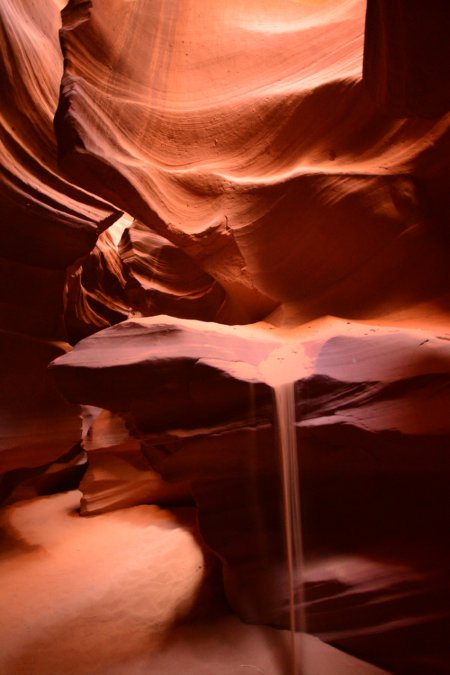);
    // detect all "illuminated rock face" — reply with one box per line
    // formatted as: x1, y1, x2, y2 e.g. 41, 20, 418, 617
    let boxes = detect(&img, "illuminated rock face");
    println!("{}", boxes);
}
2, 1, 450, 673
54, 0, 450, 327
